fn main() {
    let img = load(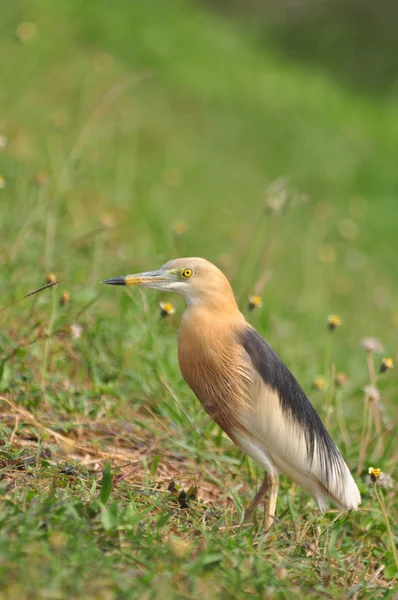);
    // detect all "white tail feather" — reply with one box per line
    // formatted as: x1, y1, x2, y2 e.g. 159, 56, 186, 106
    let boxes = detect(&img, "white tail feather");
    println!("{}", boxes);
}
237, 383, 361, 512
